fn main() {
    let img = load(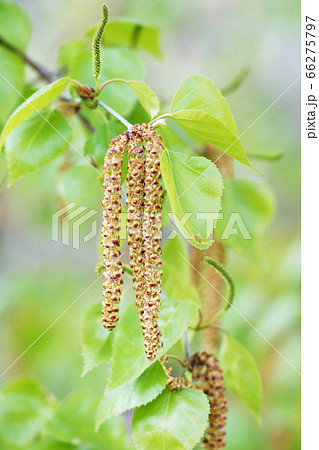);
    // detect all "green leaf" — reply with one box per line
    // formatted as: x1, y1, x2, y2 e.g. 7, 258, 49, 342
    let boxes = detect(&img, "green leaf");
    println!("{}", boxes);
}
0, 77, 71, 150
158, 123, 193, 156
84, 122, 125, 167
57, 39, 88, 71
81, 303, 115, 377
132, 387, 210, 450
168, 109, 258, 172
0, 48, 25, 123
47, 392, 133, 450
162, 236, 201, 305
108, 298, 198, 390
161, 150, 223, 249
215, 178, 275, 263
57, 165, 102, 211
125, 80, 159, 118
0, 0, 31, 51
87, 19, 162, 58
0, 377, 56, 447
5, 110, 72, 184
219, 333, 263, 419
96, 362, 167, 429
68, 47, 143, 116
163, 234, 189, 275
170, 75, 237, 133
27, 438, 75, 450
